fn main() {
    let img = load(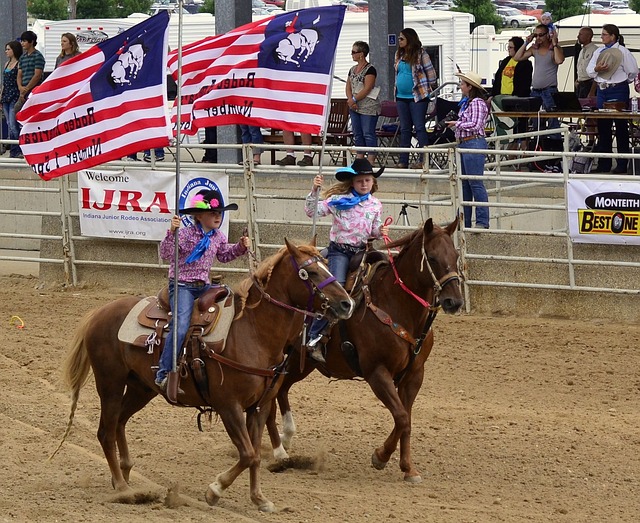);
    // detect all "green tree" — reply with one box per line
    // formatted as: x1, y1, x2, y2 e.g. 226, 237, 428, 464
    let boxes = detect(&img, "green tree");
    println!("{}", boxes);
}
116, 0, 154, 17
27, 0, 68, 20
630, 0, 640, 13
451, 0, 502, 31
201, 0, 215, 15
544, 0, 585, 25
76, 0, 117, 18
